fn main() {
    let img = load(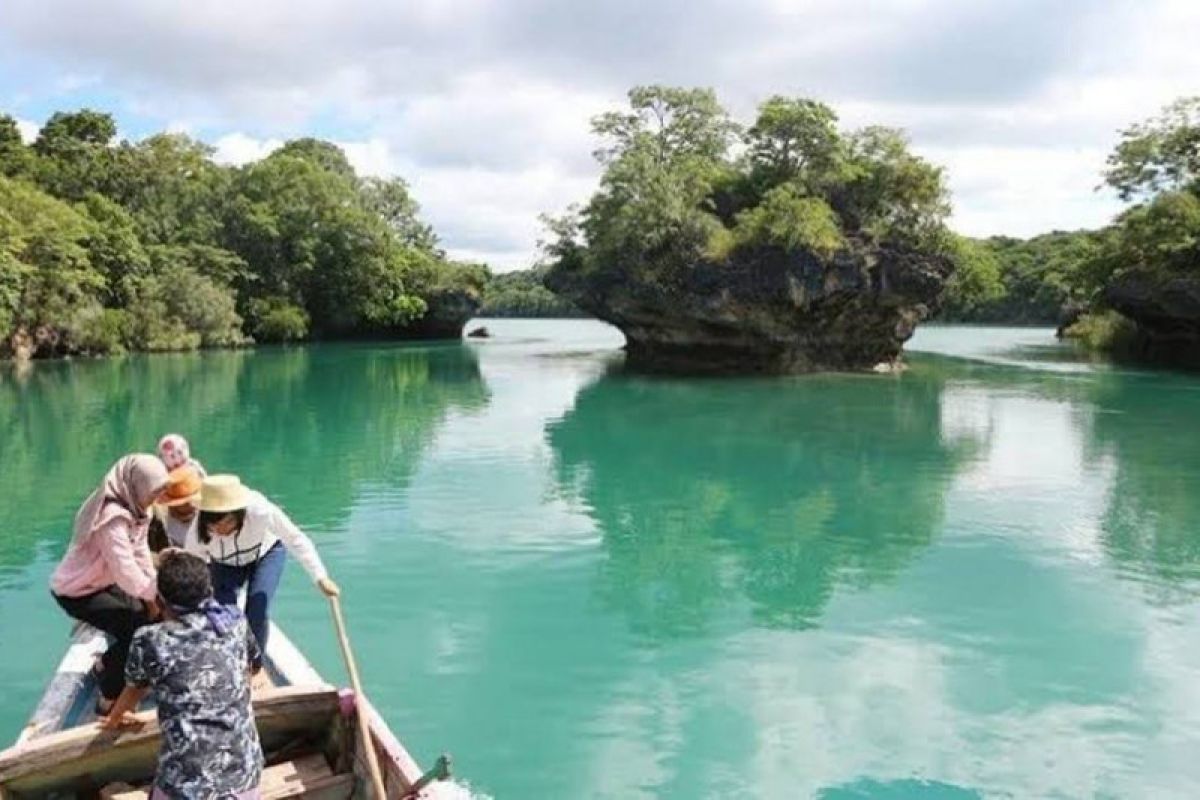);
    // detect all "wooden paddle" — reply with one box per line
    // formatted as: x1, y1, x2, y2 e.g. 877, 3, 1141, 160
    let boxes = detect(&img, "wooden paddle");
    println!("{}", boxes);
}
328, 595, 389, 799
